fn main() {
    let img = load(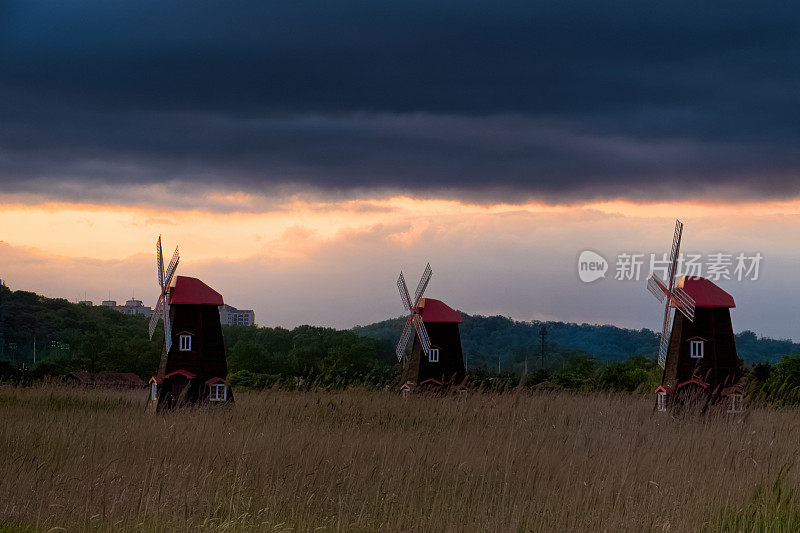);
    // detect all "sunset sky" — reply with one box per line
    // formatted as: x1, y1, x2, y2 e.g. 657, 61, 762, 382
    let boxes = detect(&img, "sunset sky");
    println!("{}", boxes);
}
2, 1, 799, 340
